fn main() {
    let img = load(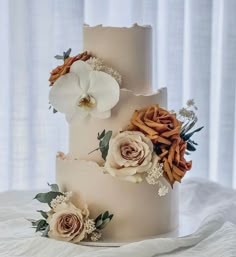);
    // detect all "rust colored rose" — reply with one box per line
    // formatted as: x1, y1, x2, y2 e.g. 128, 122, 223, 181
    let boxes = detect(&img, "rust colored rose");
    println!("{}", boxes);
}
128, 104, 192, 186
49, 51, 91, 86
